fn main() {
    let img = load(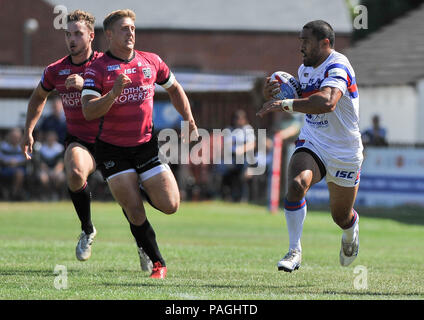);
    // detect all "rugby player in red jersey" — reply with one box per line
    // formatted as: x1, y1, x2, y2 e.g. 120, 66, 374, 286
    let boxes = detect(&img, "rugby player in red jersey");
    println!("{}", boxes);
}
81, 9, 198, 279
21, 10, 102, 262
